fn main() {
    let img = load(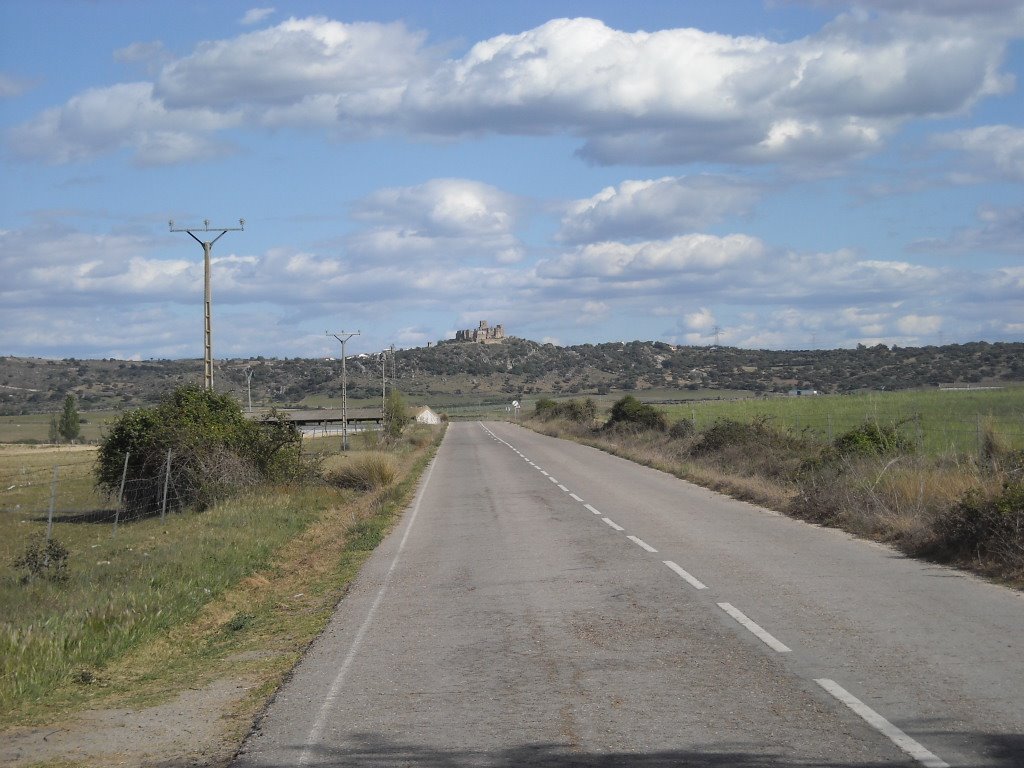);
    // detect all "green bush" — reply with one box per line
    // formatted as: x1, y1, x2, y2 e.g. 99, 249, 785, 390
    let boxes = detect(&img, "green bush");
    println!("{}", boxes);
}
693, 417, 785, 455
95, 385, 304, 515
933, 481, 1024, 570
831, 421, 914, 459
606, 396, 667, 432
669, 419, 695, 440
535, 397, 597, 423
327, 452, 397, 490
12, 534, 69, 584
